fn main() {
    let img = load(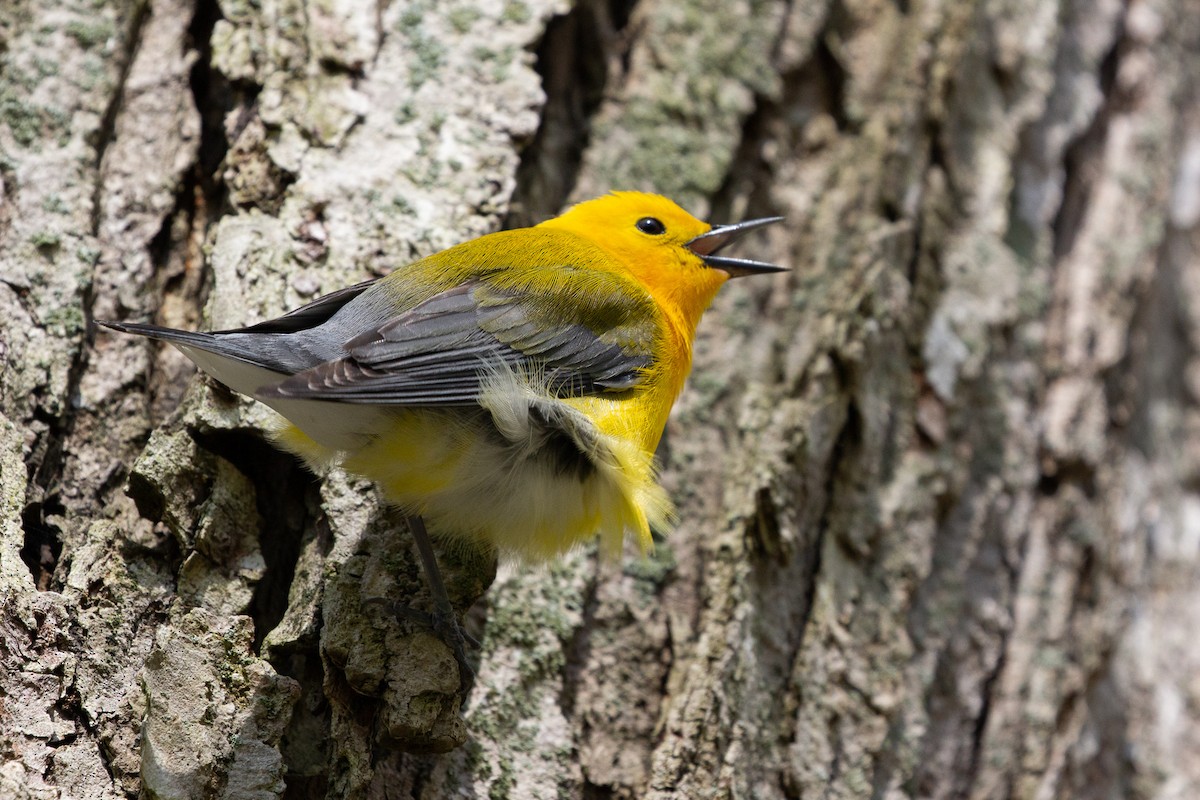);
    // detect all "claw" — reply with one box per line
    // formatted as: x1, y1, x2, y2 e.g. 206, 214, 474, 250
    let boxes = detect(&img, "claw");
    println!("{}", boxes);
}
361, 516, 480, 693
364, 595, 479, 688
